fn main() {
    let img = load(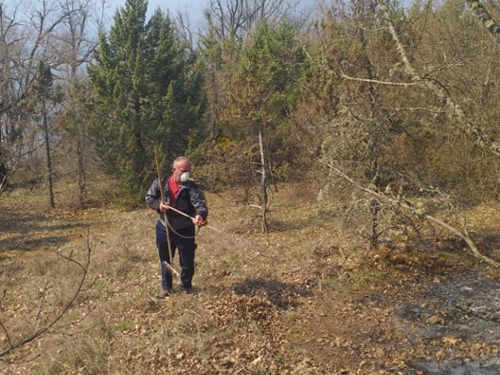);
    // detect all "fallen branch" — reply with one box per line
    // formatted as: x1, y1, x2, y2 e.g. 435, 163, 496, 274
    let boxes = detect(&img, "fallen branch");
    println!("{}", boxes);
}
0, 229, 92, 358
325, 161, 500, 268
